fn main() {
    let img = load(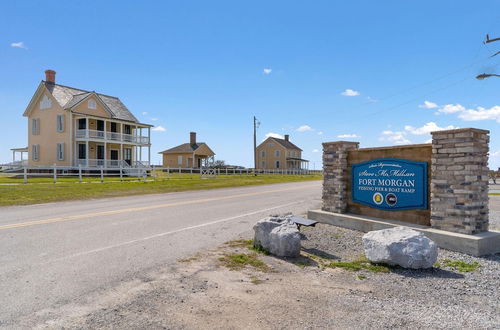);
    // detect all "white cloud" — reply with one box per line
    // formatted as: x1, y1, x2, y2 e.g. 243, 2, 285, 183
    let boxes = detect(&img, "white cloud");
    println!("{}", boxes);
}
379, 130, 411, 145
10, 41, 27, 49
296, 125, 312, 132
263, 68, 272, 74
312, 149, 320, 153
437, 103, 465, 114
419, 100, 438, 109
458, 106, 500, 122
264, 132, 284, 140
317, 131, 323, 135
152, 126, 166, 132
404, 122, 457, 135
433, 102, 500, 122
491, 150, 500, 157
142, 111, 148, 115
367, 96, 378, 103
337, 134, 359, 138
341, 89, 360, 96
150, 117, 158, 121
